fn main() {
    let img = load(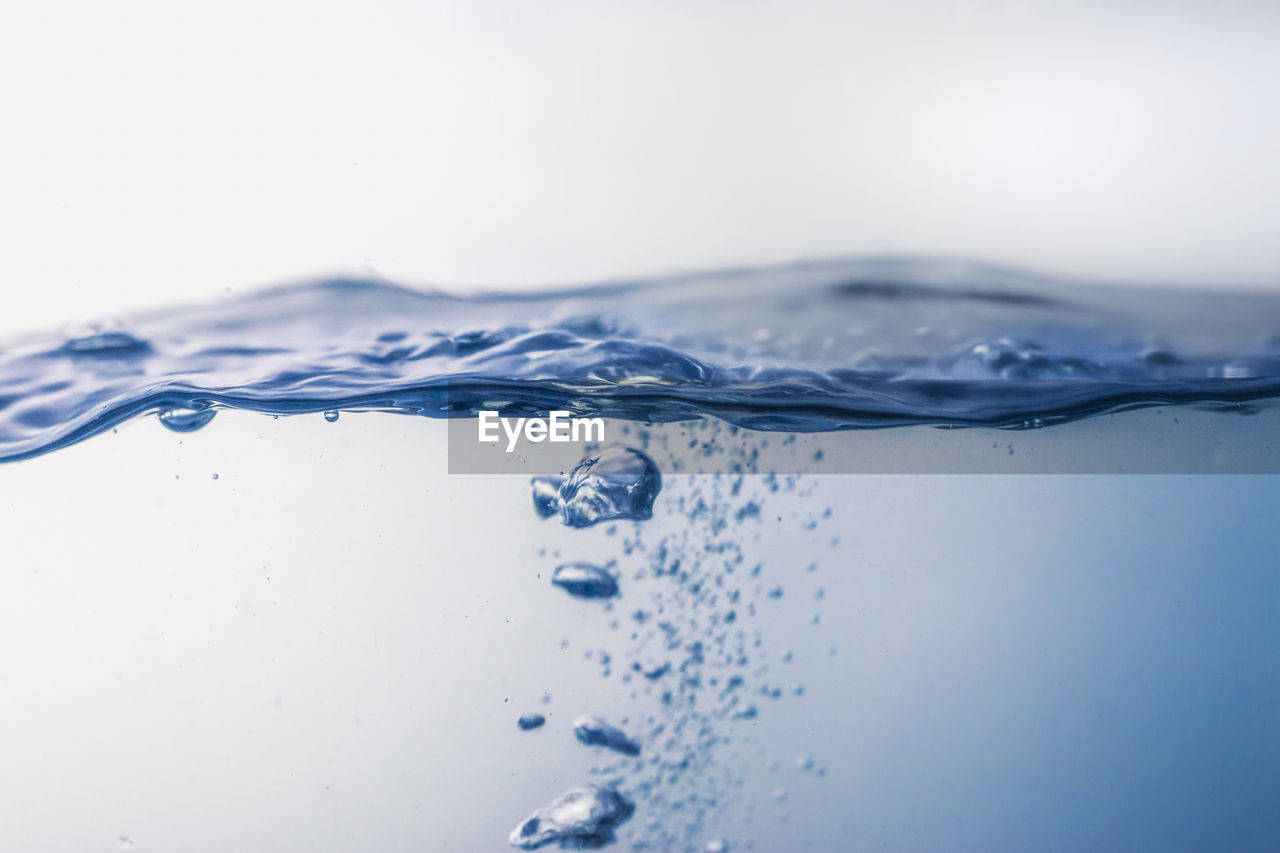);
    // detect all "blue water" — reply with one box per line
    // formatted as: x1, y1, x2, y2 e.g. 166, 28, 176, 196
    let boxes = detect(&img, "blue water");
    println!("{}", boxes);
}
3, 257, 1280, 463
1, 259, 1278, 852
